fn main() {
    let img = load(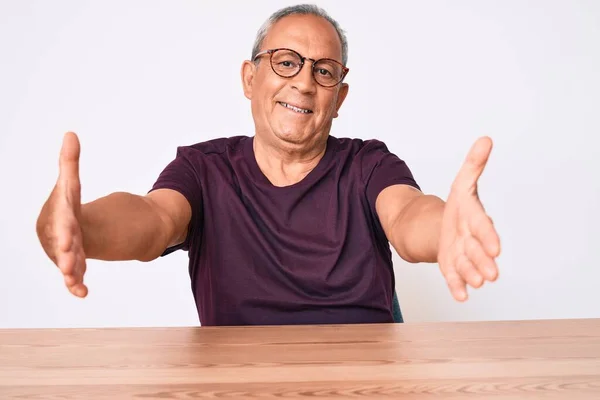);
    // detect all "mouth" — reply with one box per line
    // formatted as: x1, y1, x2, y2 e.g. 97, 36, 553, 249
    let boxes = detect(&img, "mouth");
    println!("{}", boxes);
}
277, 101, 313, 114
